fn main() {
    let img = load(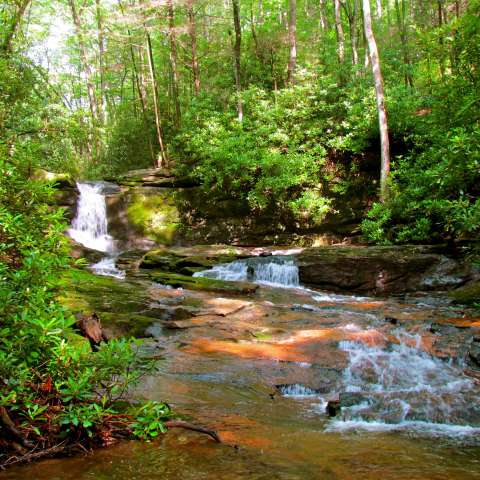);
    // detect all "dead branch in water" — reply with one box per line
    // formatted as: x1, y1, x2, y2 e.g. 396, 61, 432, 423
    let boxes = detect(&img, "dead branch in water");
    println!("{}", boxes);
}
164, 420, 221, 443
